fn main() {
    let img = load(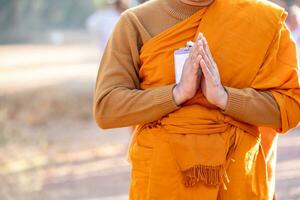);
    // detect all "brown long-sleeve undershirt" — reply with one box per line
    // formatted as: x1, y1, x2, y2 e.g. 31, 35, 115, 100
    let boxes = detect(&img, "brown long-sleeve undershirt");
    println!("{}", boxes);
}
93, 0, 281, 129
